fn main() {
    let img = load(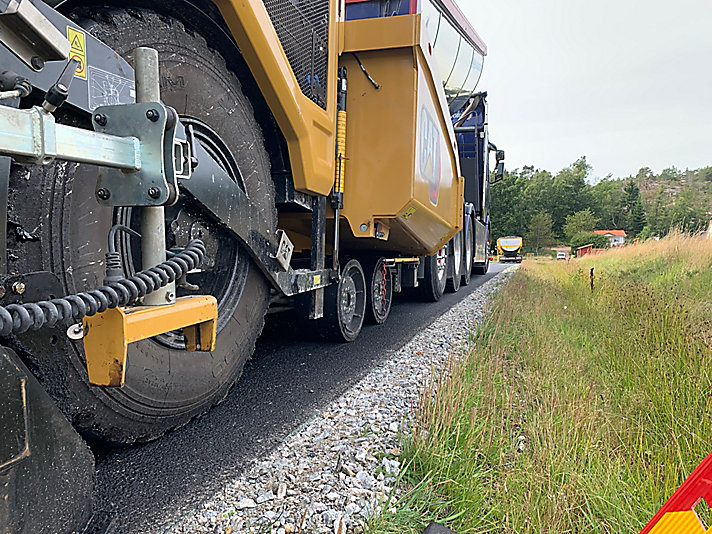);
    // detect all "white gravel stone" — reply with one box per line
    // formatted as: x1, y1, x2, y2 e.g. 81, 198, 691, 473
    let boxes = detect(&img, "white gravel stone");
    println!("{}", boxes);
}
160, 268, 514, 533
